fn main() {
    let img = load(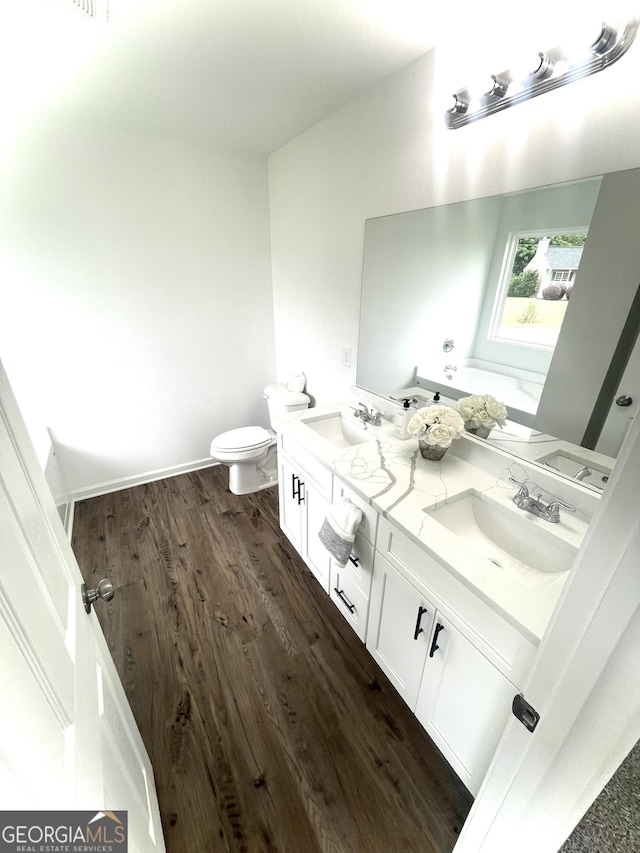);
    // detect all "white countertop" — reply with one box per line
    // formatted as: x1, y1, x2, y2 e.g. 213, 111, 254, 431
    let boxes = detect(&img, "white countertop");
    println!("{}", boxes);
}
278, 403, 593, 644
